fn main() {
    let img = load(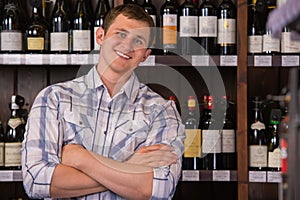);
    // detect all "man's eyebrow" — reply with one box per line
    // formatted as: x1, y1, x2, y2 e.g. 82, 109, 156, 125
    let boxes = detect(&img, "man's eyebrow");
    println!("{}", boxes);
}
116, 28, 148, 44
